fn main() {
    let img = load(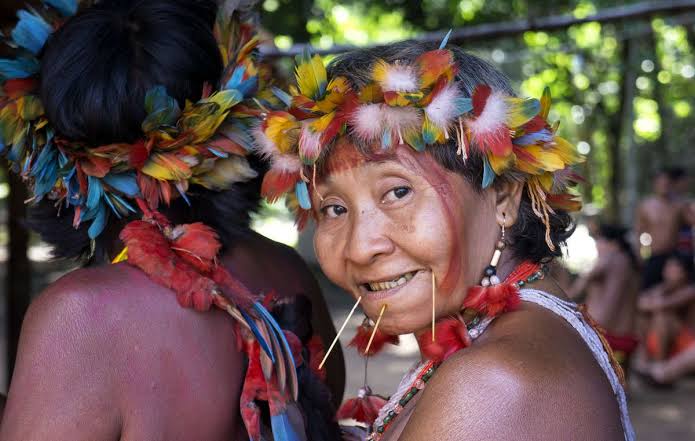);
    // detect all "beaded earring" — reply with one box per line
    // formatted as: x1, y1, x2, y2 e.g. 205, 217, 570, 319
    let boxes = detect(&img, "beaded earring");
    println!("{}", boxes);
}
480, 214, 507, 288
